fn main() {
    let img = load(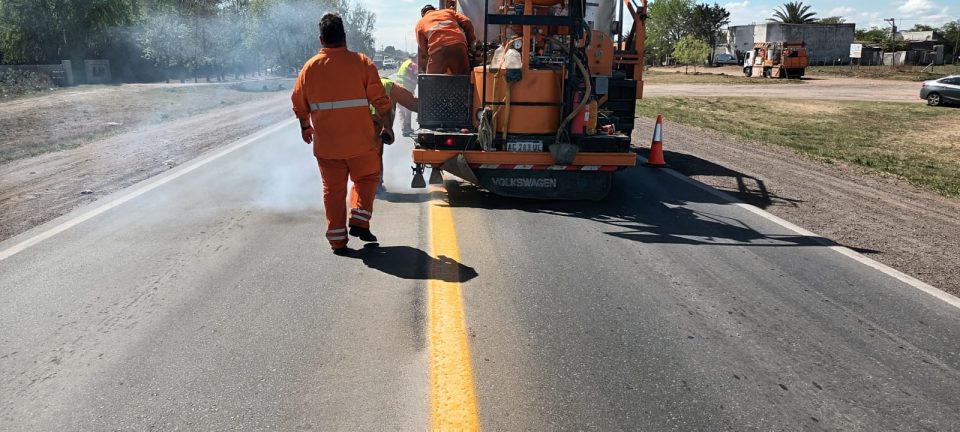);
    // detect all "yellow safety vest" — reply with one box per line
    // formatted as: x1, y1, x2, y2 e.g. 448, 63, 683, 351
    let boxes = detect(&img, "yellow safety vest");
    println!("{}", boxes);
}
370, 78, 395, 124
